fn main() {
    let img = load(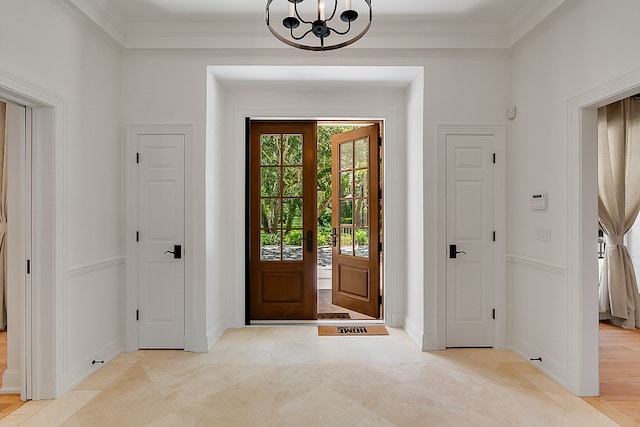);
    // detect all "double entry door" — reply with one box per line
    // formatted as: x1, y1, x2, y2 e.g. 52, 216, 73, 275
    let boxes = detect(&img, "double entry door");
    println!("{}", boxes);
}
249, 121, 381, 320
